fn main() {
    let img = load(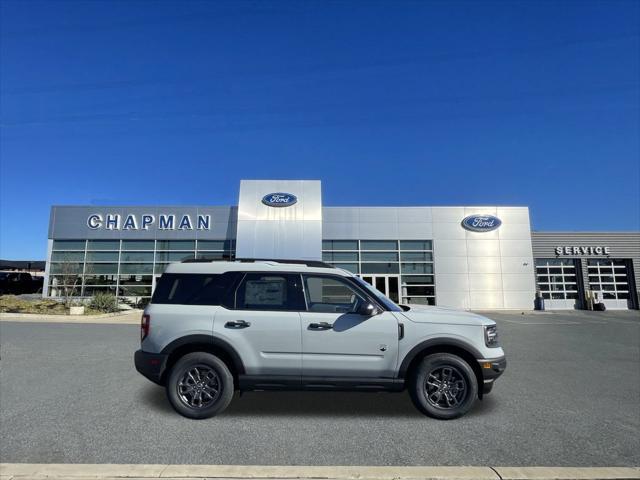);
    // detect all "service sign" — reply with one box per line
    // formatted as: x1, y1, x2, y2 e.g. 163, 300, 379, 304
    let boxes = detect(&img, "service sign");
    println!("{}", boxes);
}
261, 193, 298, 207
461, 214, 502, 232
